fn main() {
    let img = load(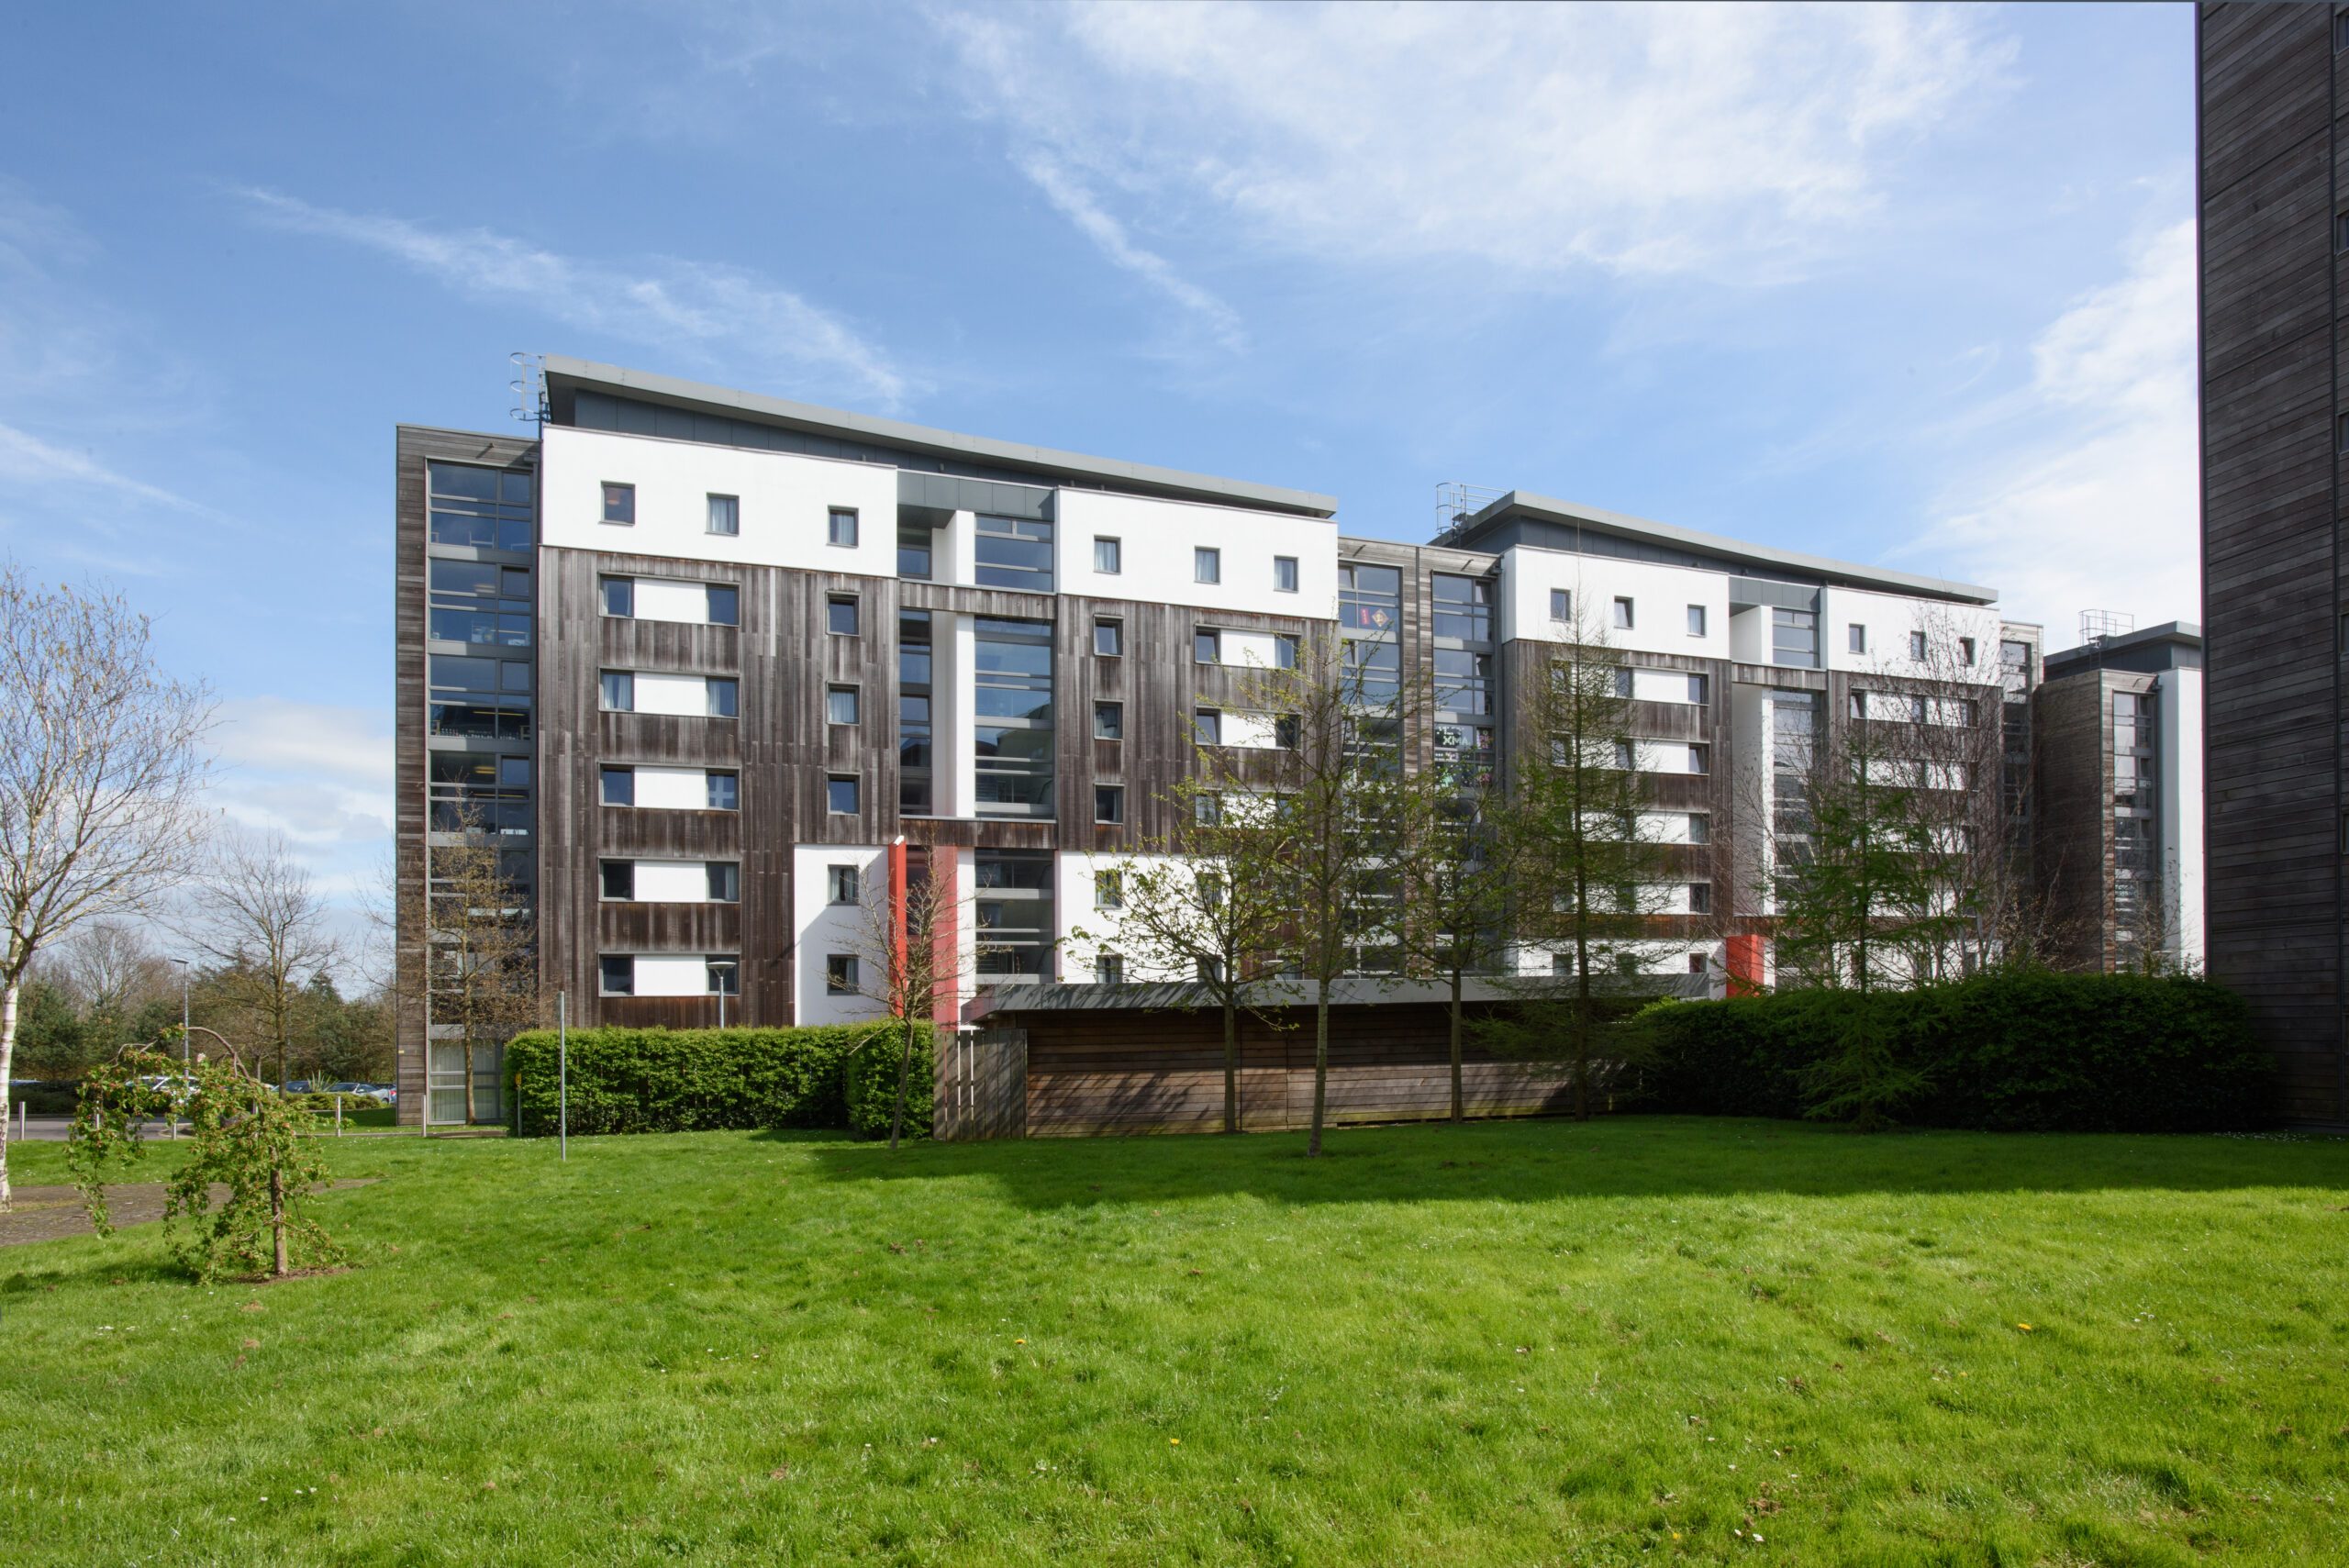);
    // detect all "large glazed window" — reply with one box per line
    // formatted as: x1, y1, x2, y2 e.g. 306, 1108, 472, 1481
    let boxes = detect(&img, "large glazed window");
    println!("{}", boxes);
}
1340, 563, 1400, 632
974, 851, 1054, 982
427, 462, 534, 551
974, 516, 1053, 592
899, 611, 933, 816
974, 617, 1053, 817
1431, 573, 1492, 641
1772, 608, 1819, 669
